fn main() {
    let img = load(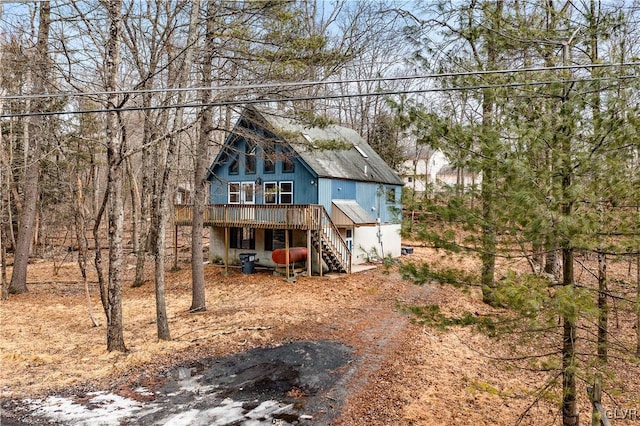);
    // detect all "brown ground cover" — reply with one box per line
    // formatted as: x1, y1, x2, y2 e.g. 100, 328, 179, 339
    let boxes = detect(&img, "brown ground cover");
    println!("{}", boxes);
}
1, 245, 639, 425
